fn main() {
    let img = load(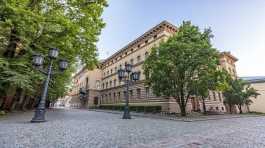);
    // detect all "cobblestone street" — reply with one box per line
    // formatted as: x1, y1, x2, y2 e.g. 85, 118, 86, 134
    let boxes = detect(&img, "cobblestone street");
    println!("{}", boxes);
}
1, 109, 265, 148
